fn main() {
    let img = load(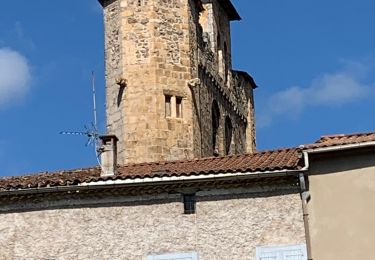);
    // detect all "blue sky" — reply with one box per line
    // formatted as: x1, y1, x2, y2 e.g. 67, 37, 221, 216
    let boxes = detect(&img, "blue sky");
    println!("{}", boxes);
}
0, 0, 374, 176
